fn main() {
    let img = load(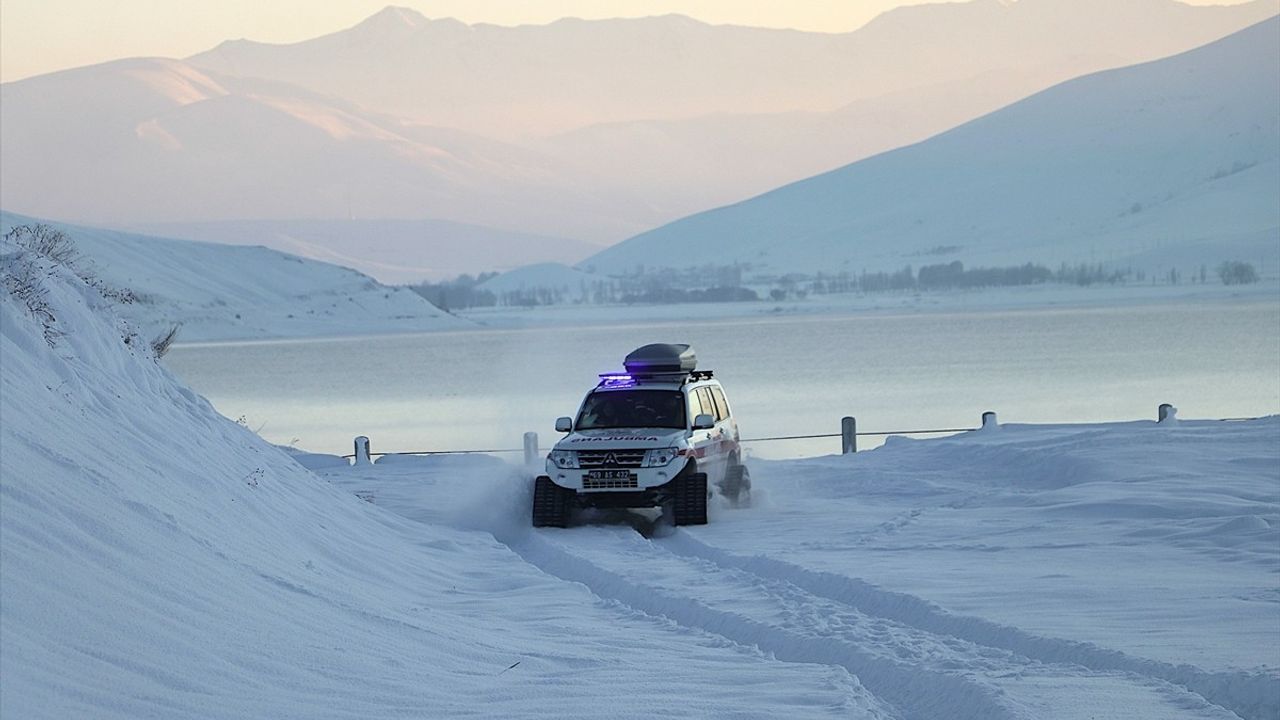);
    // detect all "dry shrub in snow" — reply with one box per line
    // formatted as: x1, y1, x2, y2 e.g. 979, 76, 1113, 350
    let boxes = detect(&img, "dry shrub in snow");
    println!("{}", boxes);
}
3, 224, 138, 304
2, 223, 145, 350
151, 324, 181, 358
0, 251, 61, 347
